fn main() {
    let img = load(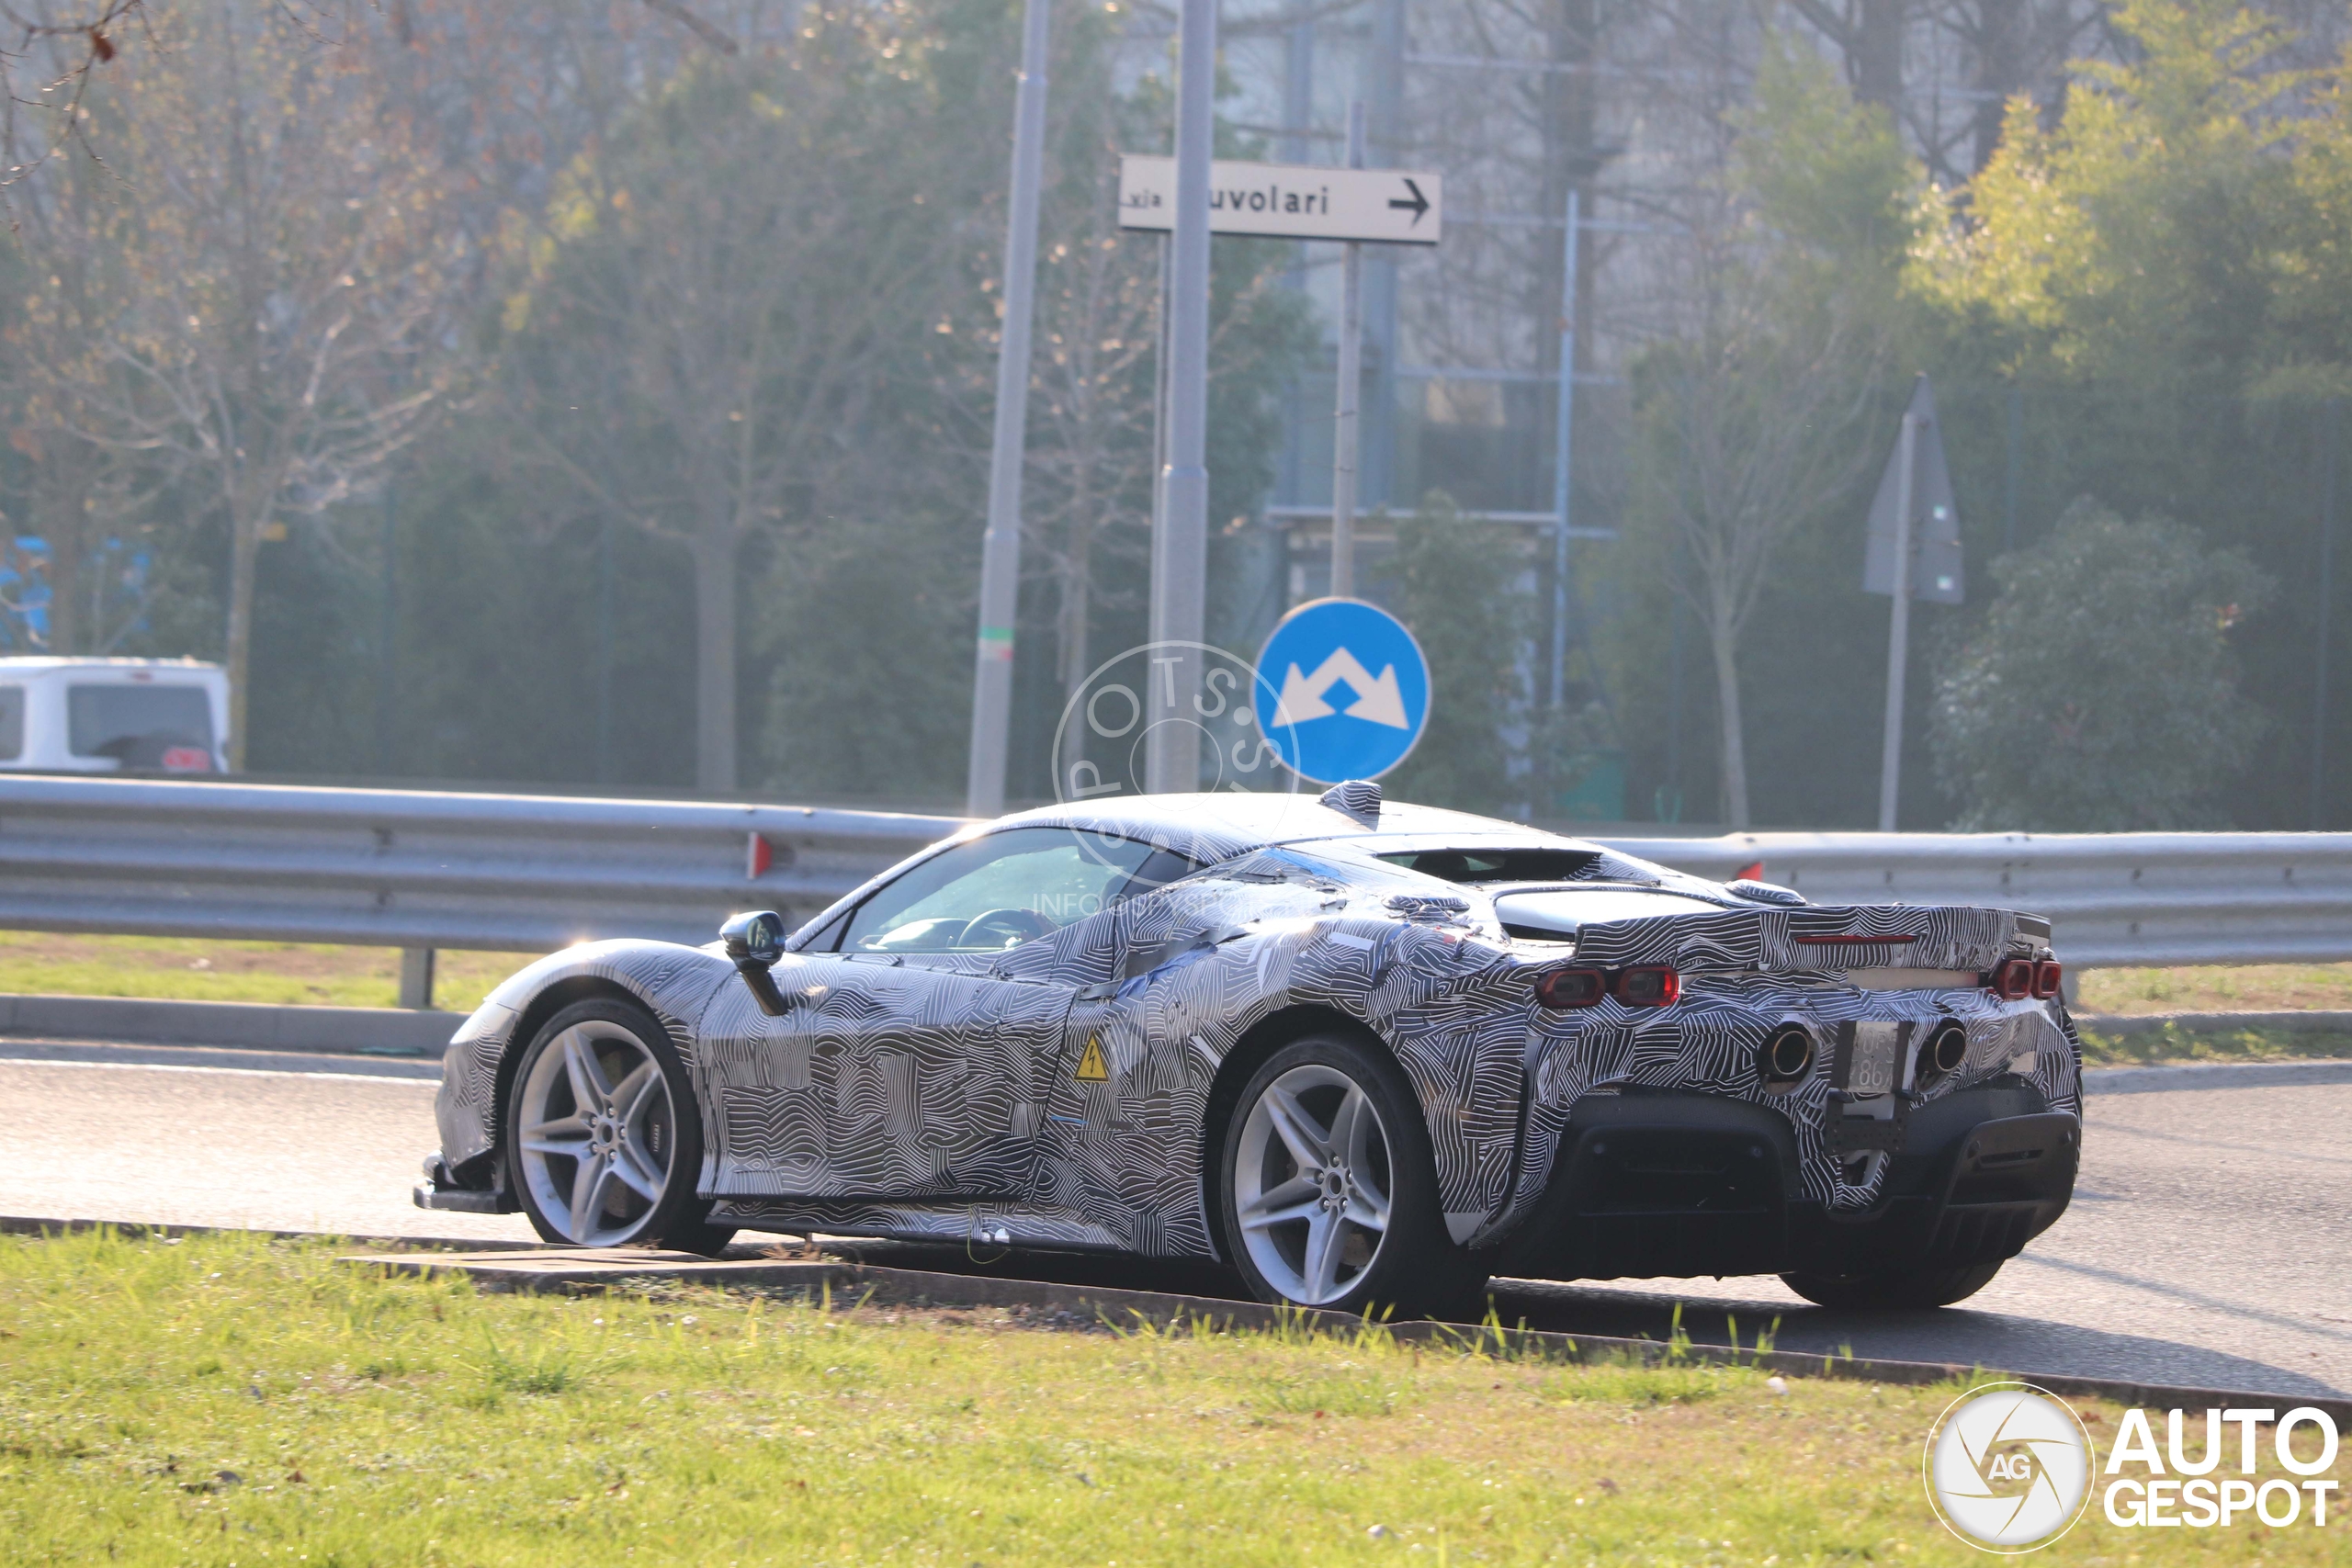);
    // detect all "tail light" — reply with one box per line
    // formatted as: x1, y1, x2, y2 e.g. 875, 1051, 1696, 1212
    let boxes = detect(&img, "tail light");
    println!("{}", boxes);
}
1535, 968, 1607, 1010
1989, 957, 2036, 1000
2032, 960, 2063, 1000
1615, 966, 1679, 1008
